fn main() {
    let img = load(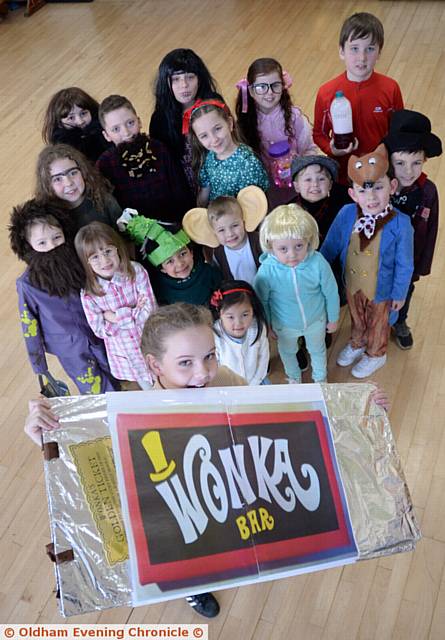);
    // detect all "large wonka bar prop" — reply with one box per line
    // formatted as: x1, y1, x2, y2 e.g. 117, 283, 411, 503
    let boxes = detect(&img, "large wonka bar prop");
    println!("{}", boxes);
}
42, 383, 420, 616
